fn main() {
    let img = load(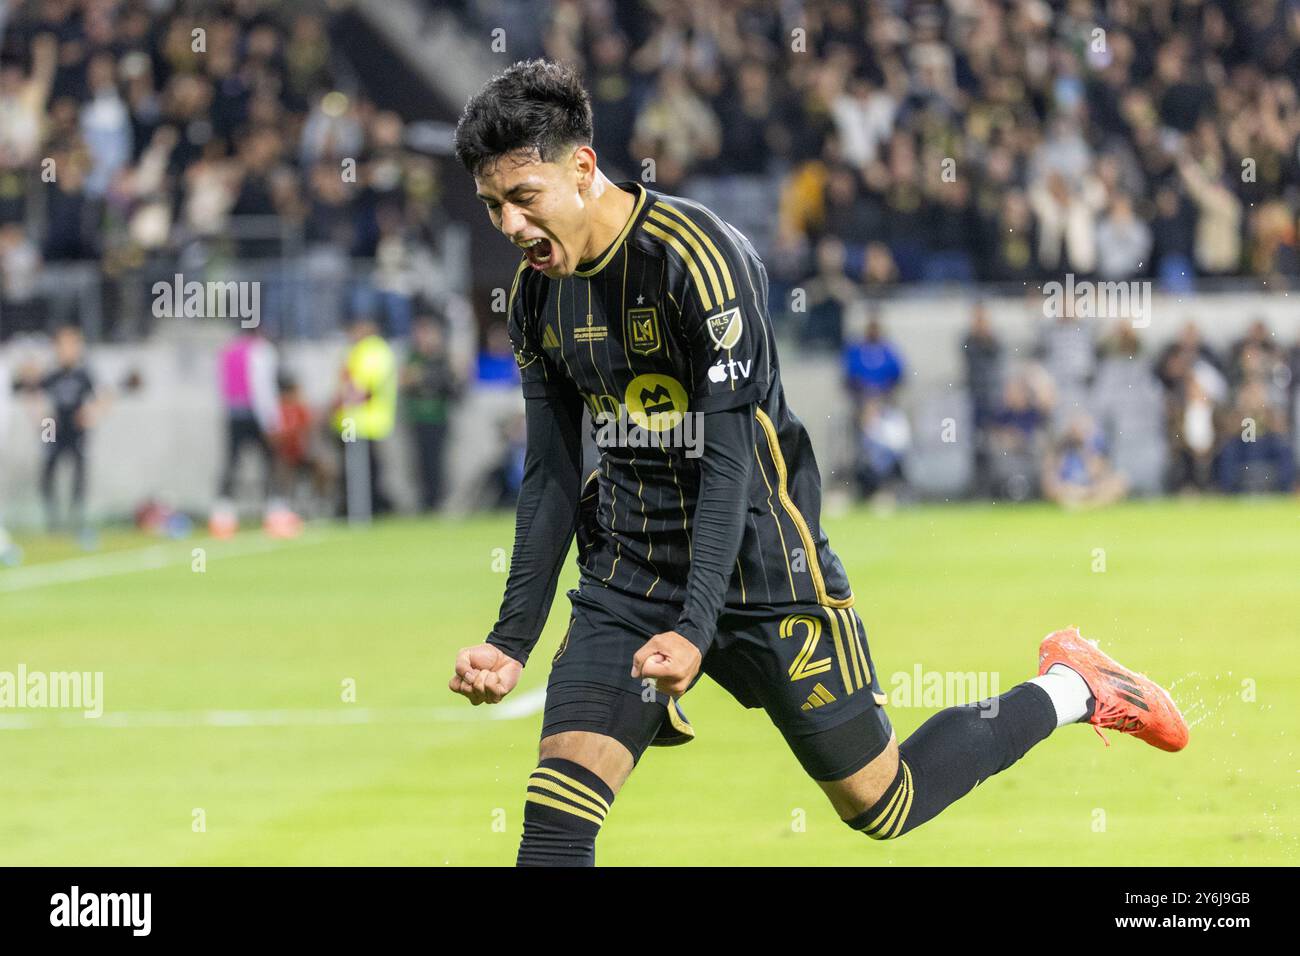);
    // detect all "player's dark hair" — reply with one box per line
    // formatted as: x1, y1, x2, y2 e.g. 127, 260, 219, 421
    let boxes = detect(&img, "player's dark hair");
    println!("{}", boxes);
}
453, 59, 593, 177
